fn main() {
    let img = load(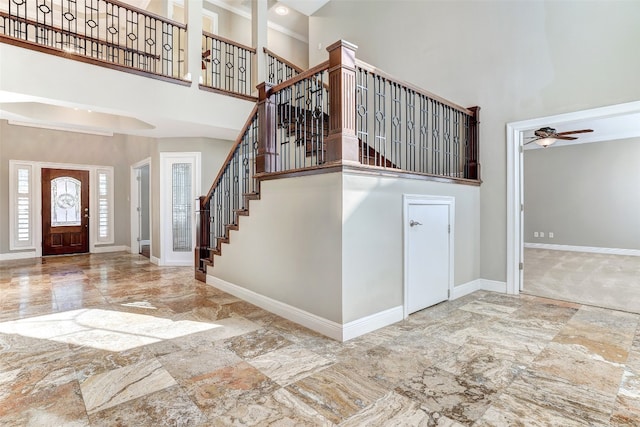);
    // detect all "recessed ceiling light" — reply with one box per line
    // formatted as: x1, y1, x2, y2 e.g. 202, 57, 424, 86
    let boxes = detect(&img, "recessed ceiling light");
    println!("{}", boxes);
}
275, 5, 289, 16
